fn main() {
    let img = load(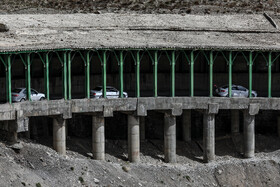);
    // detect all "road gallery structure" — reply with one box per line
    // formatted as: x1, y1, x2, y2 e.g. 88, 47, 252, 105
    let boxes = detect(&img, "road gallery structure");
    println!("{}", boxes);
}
0, 13, 280, 163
